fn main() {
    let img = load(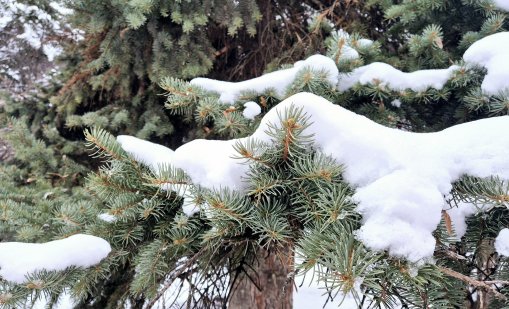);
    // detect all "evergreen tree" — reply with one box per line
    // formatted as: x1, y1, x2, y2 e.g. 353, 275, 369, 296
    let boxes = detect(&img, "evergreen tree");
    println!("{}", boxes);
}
3, 1, 509, 309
